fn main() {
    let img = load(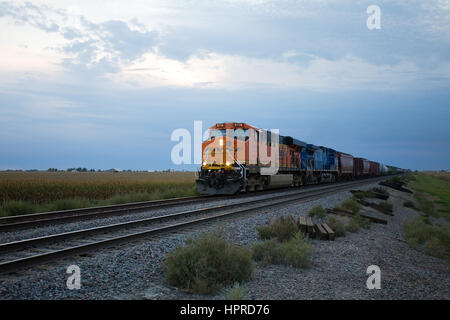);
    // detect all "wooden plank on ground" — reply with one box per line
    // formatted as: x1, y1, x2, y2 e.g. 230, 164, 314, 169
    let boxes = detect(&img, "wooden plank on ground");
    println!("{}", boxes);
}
326, 208, 387, 225
305, 217, 315, 238
297, 216, 307, 233
315, 223, 328, 240
322, 223, 335, 241
355, 199, 394, 216
374, 192, 389, 200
